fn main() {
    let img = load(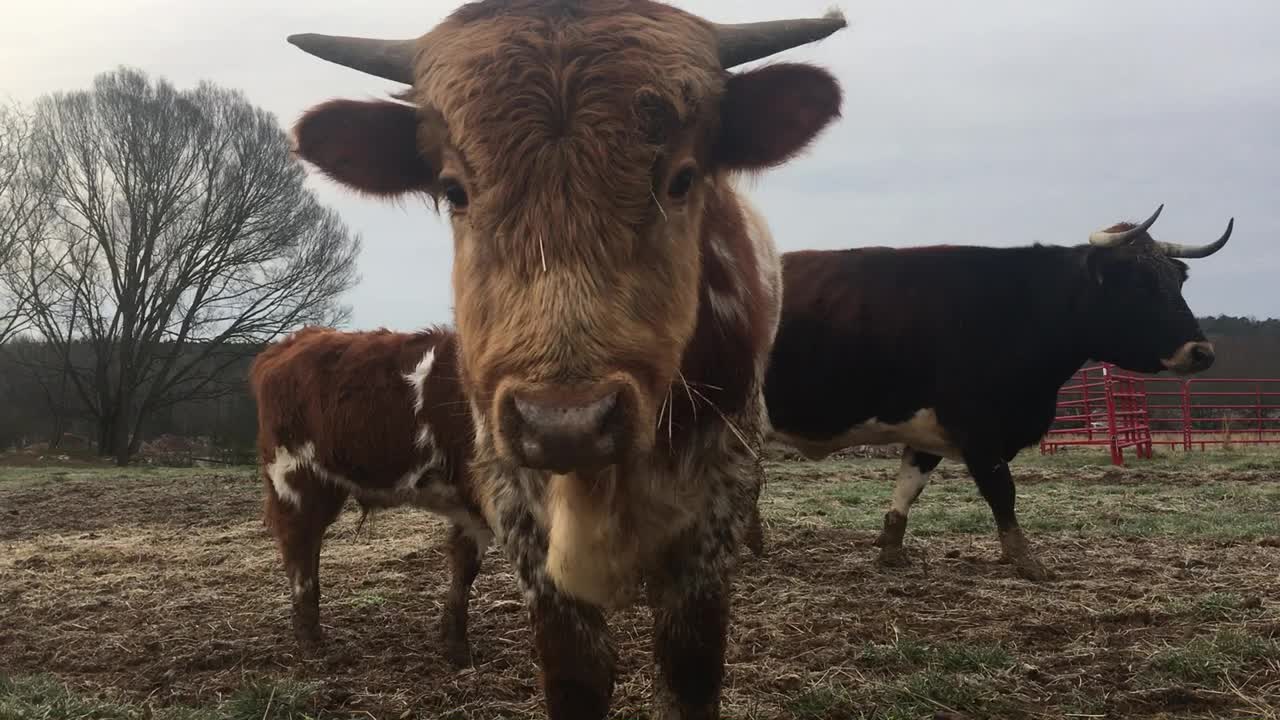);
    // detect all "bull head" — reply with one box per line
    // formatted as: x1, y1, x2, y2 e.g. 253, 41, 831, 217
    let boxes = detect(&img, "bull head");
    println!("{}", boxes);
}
1083, 204, 1235, 375
286, 2, 846, 475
